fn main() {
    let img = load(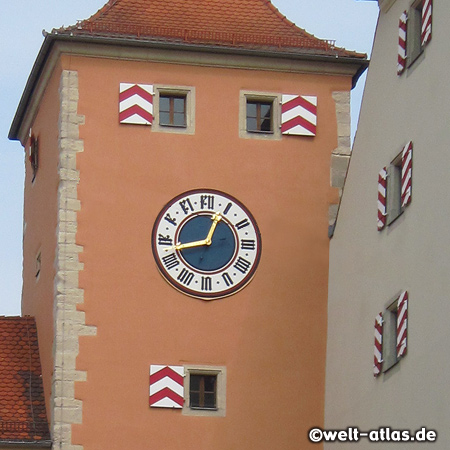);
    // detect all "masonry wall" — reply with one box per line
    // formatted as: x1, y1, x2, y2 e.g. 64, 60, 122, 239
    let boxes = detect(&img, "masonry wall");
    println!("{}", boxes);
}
21, 60, 63, 421
325, 1, 450, 448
